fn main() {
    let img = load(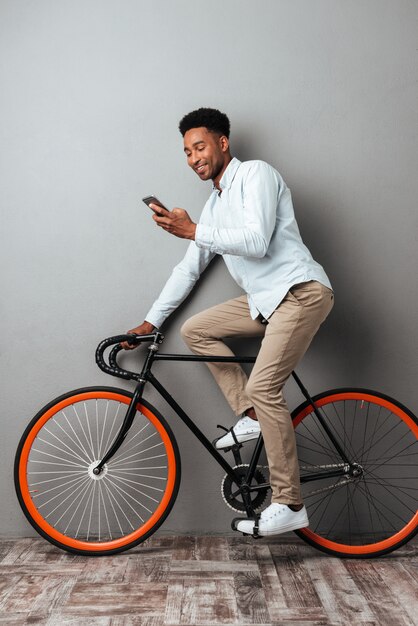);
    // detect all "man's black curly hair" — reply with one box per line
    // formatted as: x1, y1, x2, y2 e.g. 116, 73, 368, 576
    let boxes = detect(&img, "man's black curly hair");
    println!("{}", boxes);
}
178, 107, 230, 138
